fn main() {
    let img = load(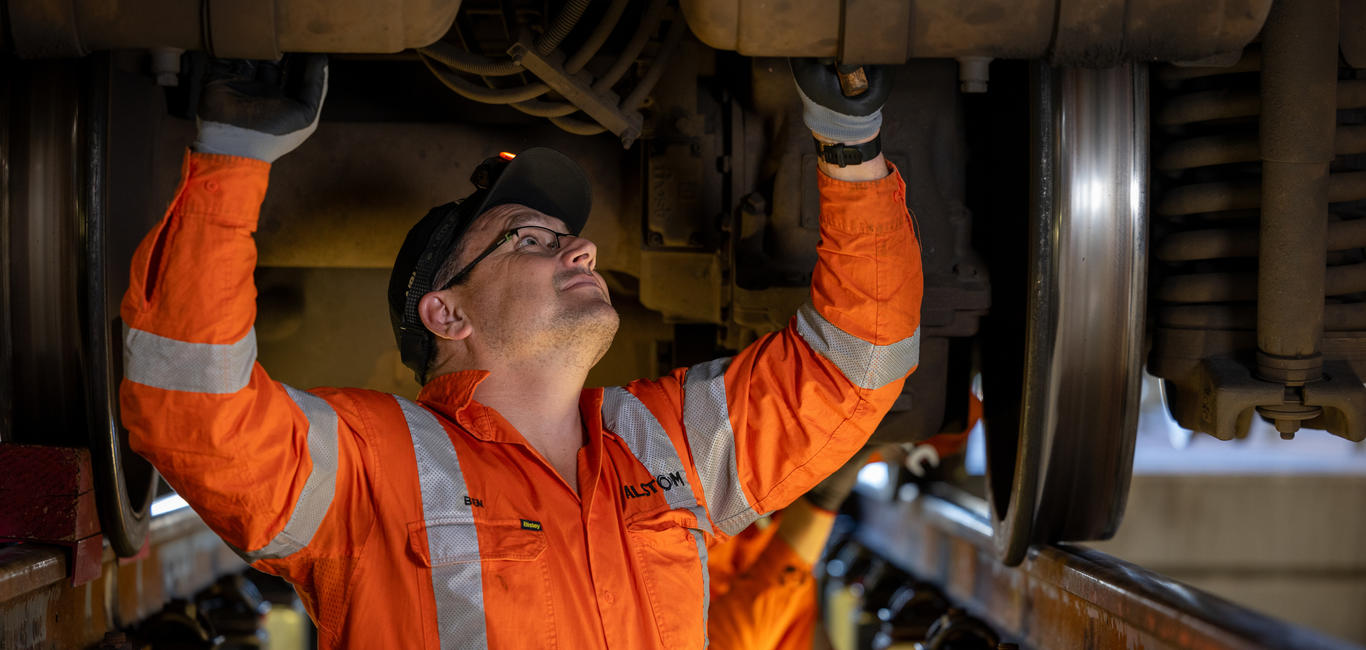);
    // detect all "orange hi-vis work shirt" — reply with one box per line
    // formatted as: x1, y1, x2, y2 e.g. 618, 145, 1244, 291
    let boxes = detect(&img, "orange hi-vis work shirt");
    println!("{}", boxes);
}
120, 151, 923, 649
706, 511, 825, 650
